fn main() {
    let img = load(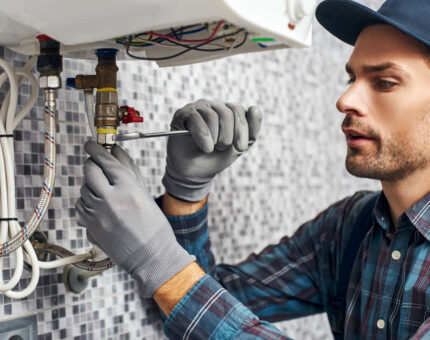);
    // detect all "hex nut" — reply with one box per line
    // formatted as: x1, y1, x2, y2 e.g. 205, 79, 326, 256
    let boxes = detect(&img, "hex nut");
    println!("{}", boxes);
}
39, 75, 61, 89
97, 134, 107, 144
96, 91, 118, 104
97, 133, 116, 145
